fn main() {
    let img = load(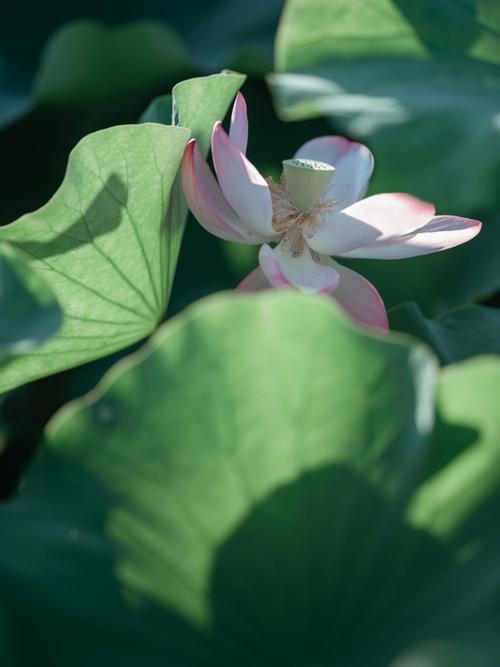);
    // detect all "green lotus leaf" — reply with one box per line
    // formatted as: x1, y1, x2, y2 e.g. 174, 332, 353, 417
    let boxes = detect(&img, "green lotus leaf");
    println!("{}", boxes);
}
390, 302, 500, 364
147, 71, 246, 289
33, 20, 193, 110
0, 124, 190, 393
0, 72, 245, 393
1, 292, 498, 664
139, 95, 173, 125
0, 244, 62, 367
